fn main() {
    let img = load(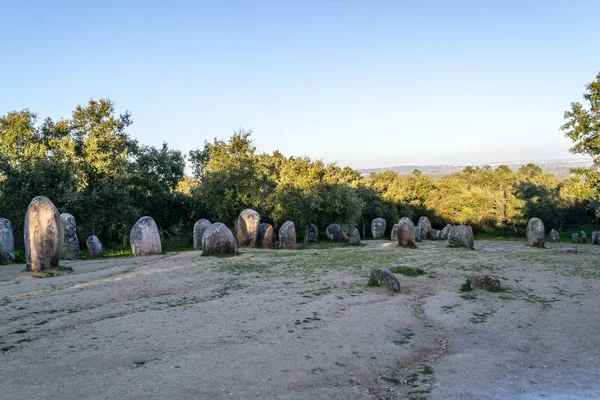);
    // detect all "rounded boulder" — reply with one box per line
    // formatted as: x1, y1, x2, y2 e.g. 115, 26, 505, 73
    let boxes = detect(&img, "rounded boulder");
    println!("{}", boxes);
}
526, 218, 545, 248
202, 223, 238, 255
371, 218, 386, 239
193, 219, 212, 249
256, 223, 275, 249
278, 221, 297, 250
86, 235, 103, 258
130, 216, 162, 256
448, 225, 474, 249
